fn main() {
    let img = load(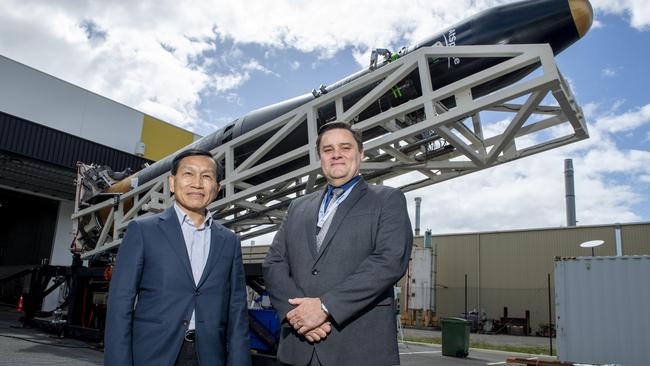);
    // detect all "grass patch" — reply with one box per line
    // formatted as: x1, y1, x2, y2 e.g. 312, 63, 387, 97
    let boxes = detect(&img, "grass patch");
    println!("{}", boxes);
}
403, 336, 555, 356
469, 341, 555, 356
404, 336, 441, 344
